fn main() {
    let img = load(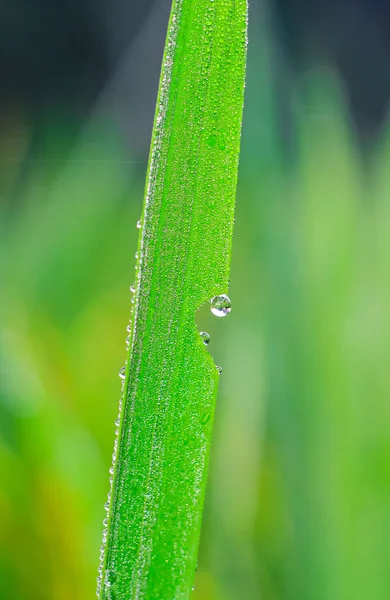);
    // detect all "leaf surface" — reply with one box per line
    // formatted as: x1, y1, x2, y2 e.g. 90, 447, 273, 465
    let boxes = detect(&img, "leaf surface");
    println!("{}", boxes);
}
98, 1, 248, 598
